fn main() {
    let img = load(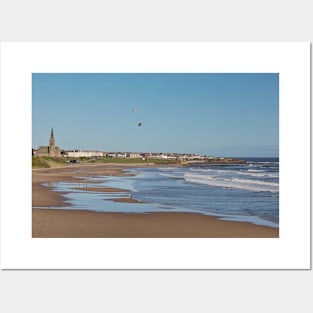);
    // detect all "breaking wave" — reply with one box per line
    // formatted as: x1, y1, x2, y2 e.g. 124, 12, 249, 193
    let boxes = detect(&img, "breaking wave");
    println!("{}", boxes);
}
183, 172, 278, 192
